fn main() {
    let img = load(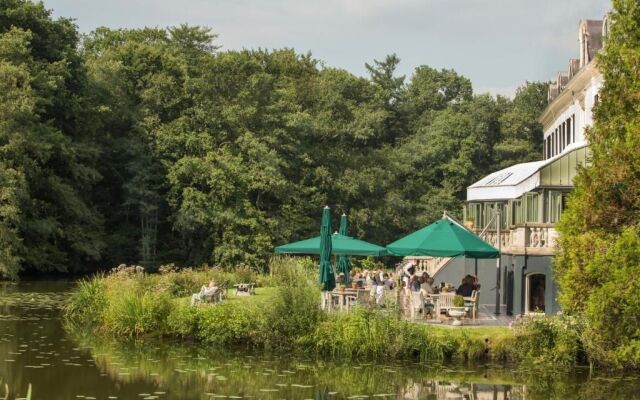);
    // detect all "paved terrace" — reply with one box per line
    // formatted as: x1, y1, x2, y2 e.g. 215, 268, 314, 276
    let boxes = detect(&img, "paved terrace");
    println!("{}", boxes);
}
417, 304, 516, 328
